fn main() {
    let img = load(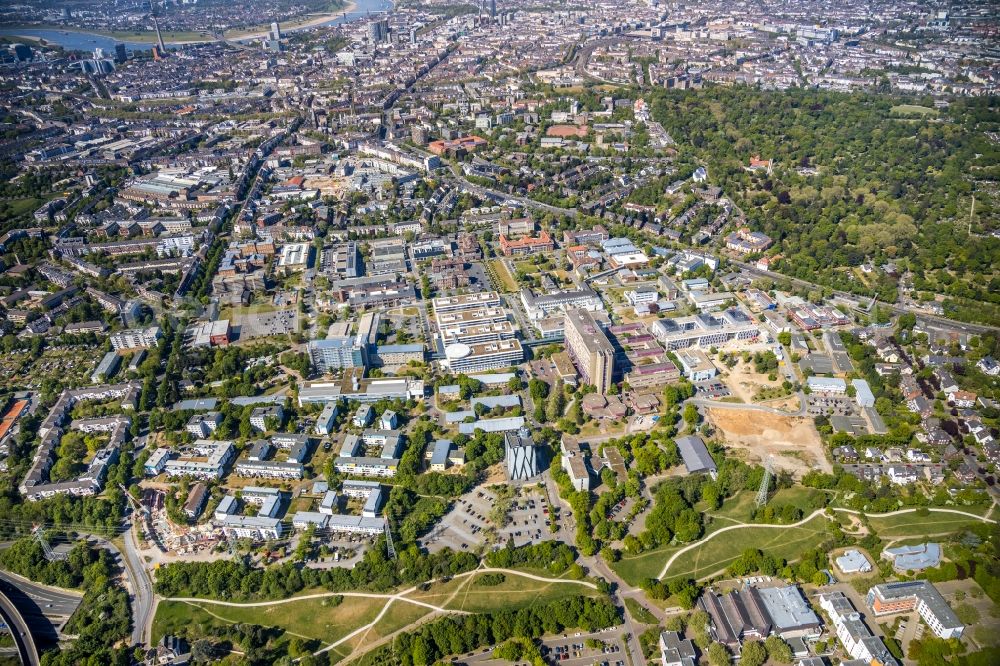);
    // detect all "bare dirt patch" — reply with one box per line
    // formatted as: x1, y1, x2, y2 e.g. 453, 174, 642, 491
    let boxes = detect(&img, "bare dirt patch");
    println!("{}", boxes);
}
706, 407, 831, 476
719, 360, 783, 404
